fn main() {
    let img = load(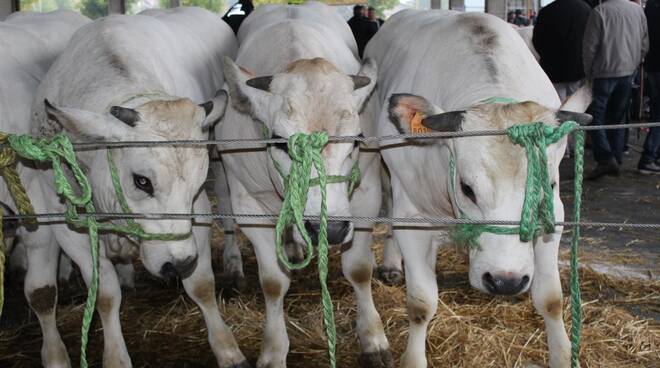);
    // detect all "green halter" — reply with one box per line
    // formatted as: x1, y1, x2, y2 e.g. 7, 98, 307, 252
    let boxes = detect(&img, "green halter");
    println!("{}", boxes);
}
261, 122, 361, 368
449, 98, 578, 247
